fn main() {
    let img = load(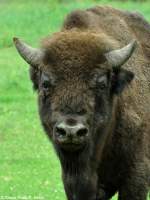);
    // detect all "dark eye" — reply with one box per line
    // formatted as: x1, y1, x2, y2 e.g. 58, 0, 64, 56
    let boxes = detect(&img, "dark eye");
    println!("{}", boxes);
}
97, 75, 107, 90
98, 82, 106, 90
42, 80, 51, 89
41, 72, 52, 90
